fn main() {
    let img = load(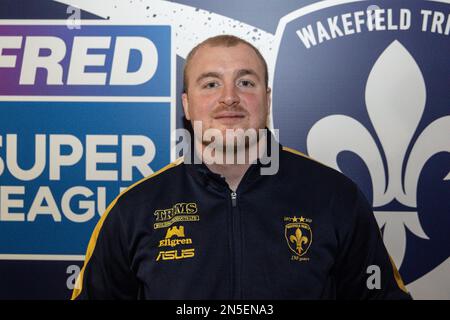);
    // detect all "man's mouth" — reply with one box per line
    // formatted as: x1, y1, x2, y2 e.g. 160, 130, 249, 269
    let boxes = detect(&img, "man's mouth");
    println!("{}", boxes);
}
213, 112, 246, 120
